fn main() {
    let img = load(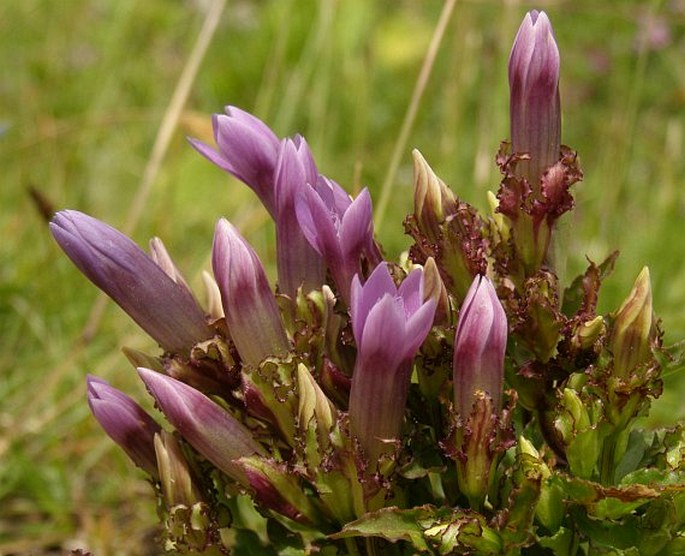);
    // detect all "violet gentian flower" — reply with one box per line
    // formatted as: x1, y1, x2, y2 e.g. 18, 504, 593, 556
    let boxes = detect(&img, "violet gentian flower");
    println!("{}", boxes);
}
50, 210, 213, 354
296, 177, 377, 304
509, 10, 560, 187
453, 275, 508, 416
188, 106, 281, 217
348, 263, 436, 463
212, 218, 290, 367
87, 375, 161, 477
138, 367, 263, 484
273, 137, 326, 297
